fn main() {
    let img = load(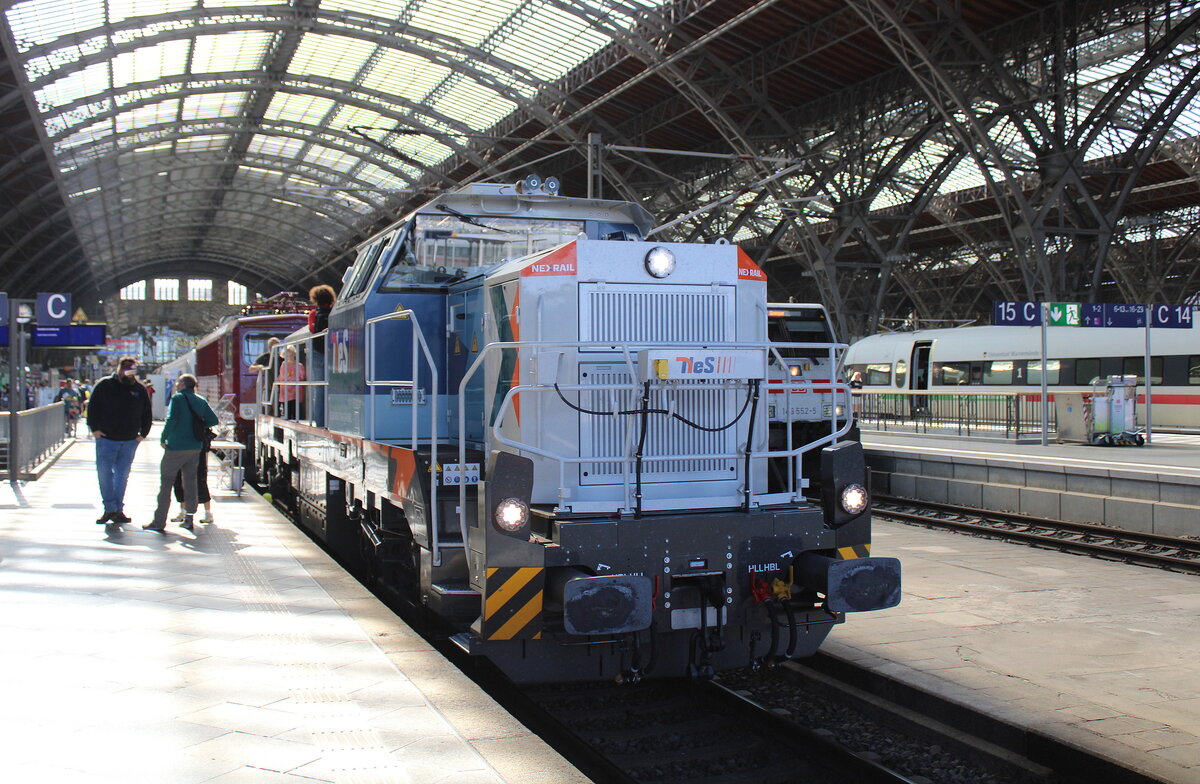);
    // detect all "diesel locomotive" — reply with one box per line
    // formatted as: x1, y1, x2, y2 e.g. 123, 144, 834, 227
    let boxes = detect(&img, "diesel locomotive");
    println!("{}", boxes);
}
254, 178, 900, 683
